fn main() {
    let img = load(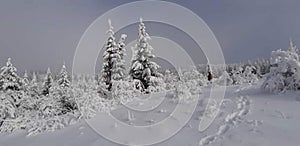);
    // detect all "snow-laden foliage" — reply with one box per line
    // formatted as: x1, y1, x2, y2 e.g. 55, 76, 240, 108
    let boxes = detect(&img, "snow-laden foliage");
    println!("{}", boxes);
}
0, 58, 23, 91
174, 81, 193, 103
173, 67, 206, 94
164, 69, 179, 90
129, 18, 163, 91
27, 111, 80, 136
210, 65, 226, 79
213, 71, 233, 86
76, 89, 113, 119
57, 64, 70, 88
22, 71, 29, 90
111, 80, 142, 104
42, 68, 53, 96
52, 65, 77, 115
99, 20, 117, 92
0, 90, 33, 133
262, 40, 300, 93
248, 58, 270, 77
114, 34, 127, 81
242, 66, 259, 83
0, 93, 16, 126
181, 67, 208, 86
224, 65, 259, 85
28, 72, 39, 100
231, 66, 245, 85
50, 84, 77, 115
99, 20, 127, 94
